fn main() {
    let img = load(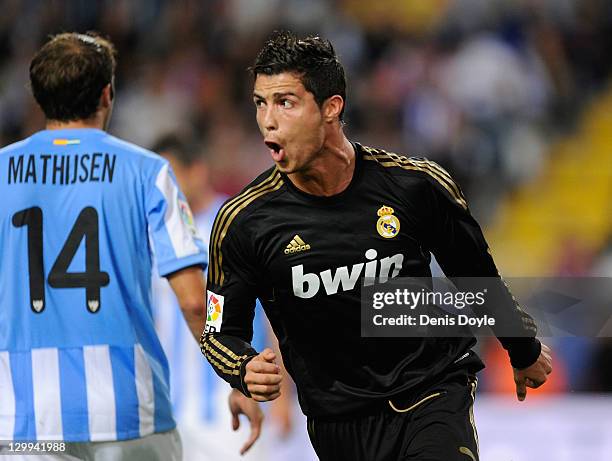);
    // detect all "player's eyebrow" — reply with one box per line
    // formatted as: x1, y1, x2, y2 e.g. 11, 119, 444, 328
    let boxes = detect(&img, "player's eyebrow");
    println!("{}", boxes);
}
253, 91, 298, 100
273, 91, 298, 98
